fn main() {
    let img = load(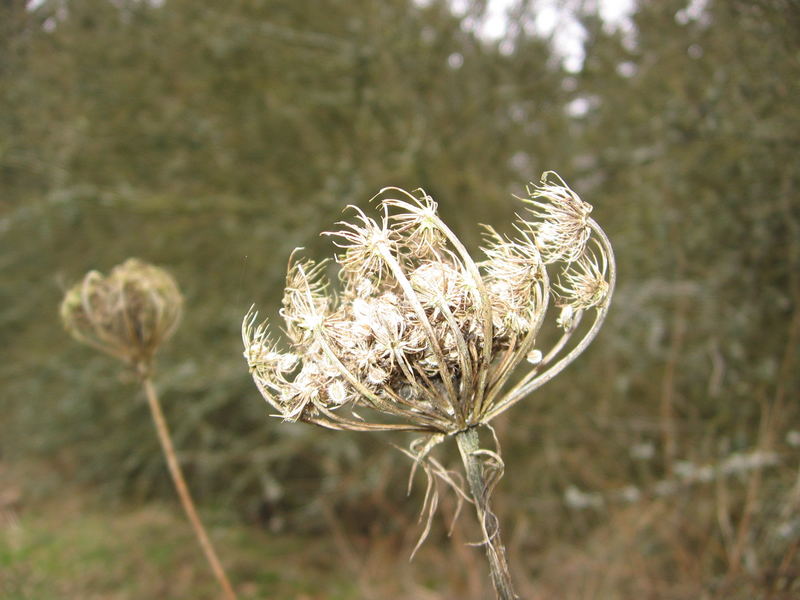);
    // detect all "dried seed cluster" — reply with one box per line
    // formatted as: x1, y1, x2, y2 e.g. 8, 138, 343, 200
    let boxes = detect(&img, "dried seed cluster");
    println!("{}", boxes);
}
60, 258, 183, 369
243, 173, 615, 433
